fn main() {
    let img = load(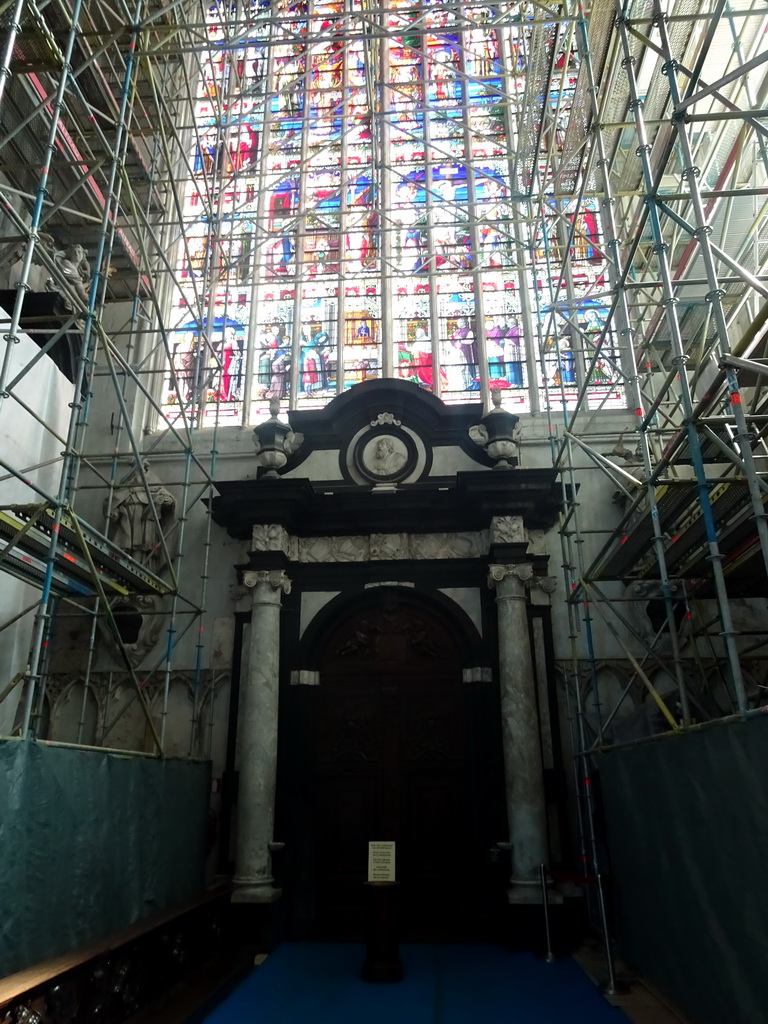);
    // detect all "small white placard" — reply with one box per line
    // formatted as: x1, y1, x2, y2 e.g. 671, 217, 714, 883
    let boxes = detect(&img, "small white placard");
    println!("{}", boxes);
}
368, 841, 396, 882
